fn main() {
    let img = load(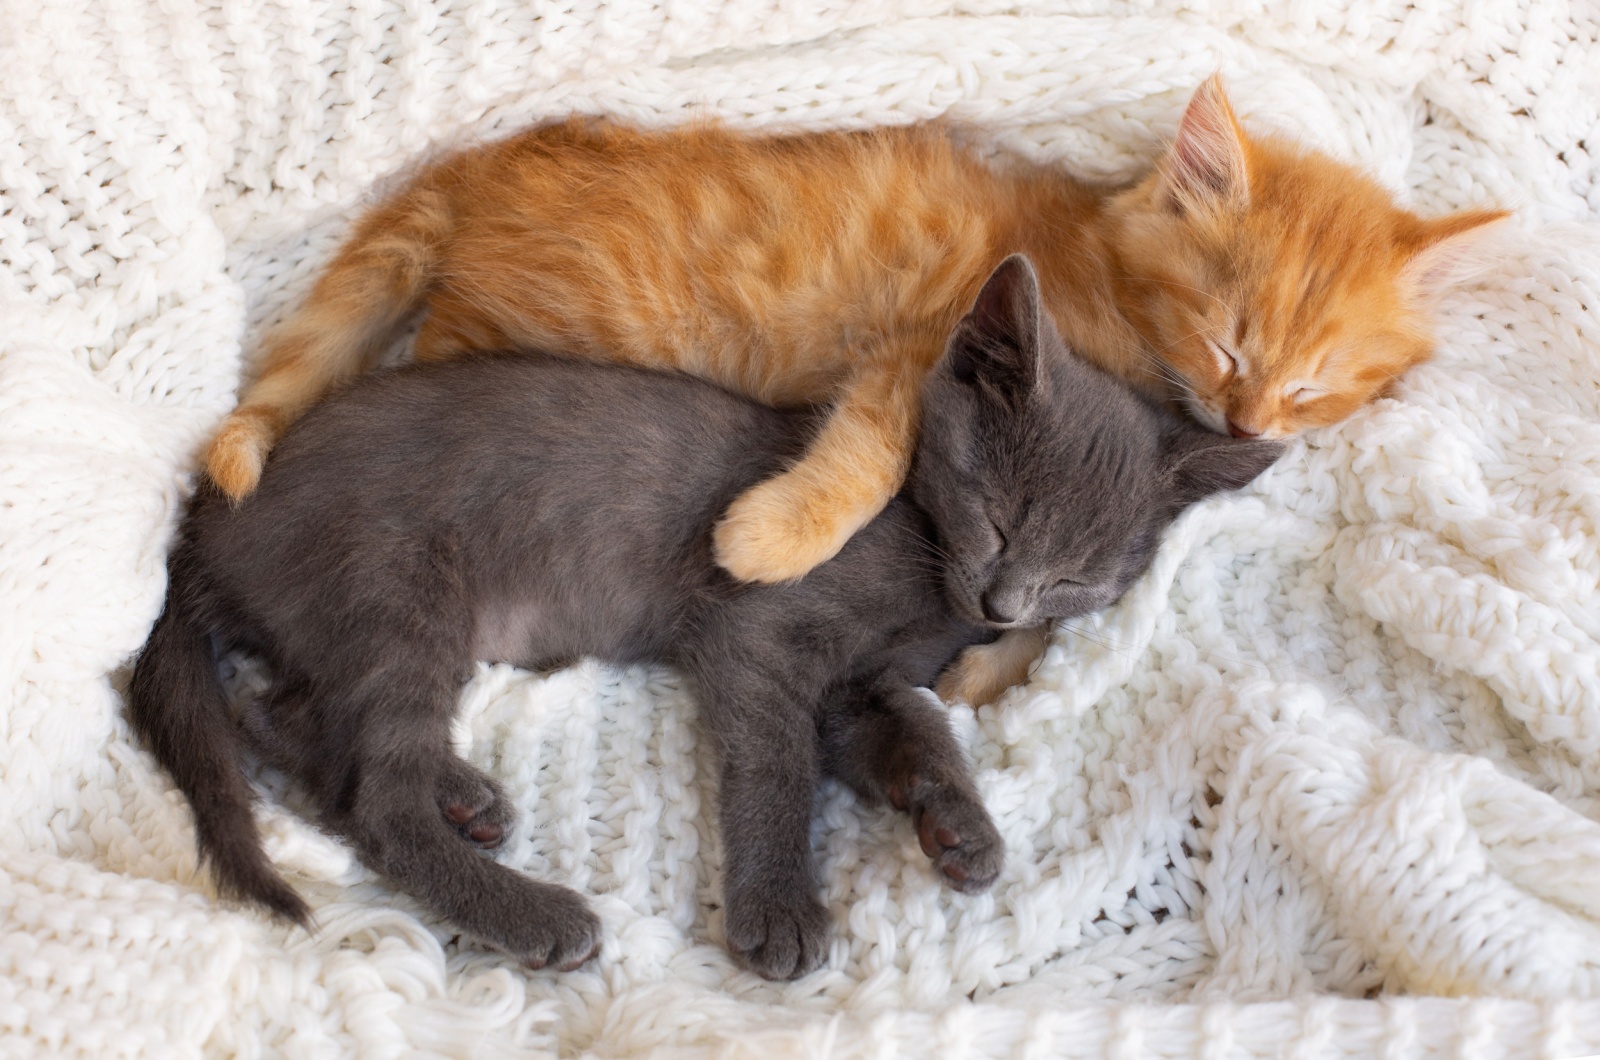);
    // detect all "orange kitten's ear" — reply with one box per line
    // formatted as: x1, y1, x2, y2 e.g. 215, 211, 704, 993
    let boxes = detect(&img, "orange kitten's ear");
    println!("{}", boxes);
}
1162, 75, 1250, 211
1401, 209, 1510, 301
